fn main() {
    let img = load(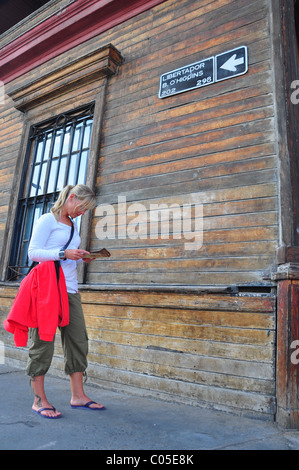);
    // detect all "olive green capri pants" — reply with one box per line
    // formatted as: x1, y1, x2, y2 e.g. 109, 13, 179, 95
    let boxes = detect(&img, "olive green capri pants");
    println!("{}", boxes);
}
26, 293, 88, 377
